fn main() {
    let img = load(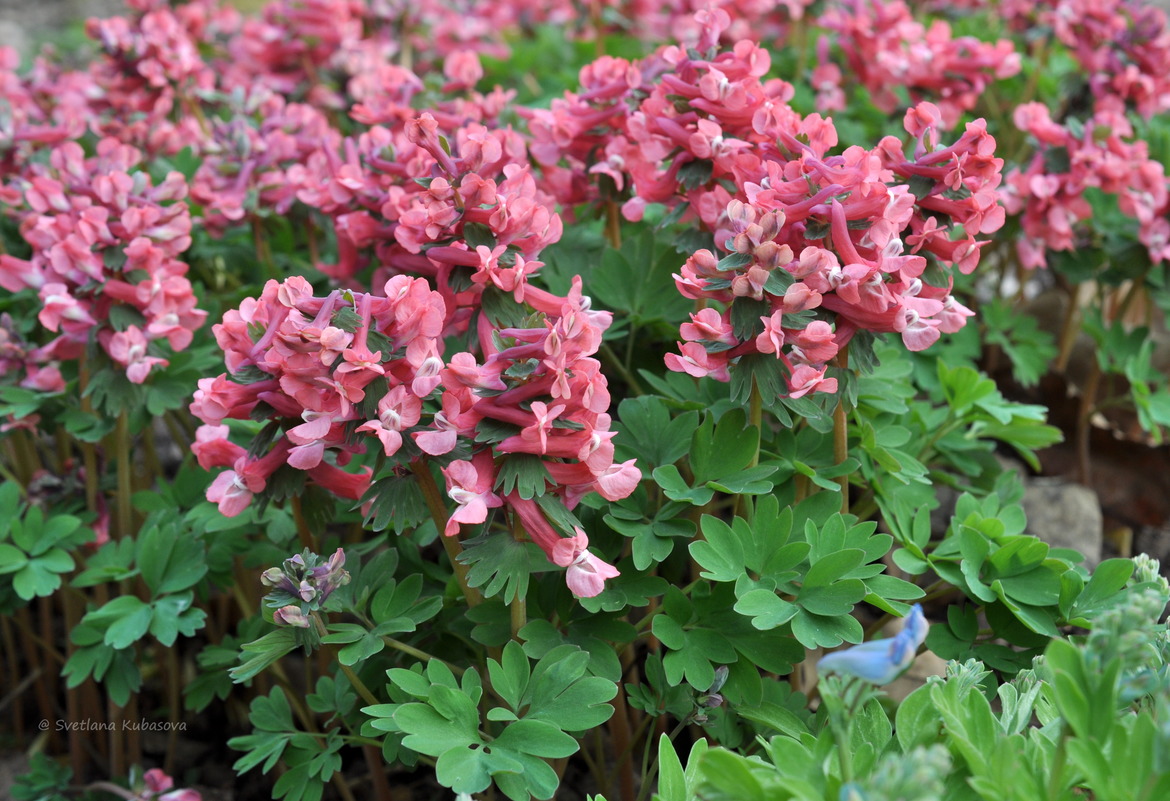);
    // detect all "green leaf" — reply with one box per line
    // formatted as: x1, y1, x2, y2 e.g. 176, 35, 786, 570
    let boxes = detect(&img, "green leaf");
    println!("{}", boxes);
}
361, 474, 429, 535
696, 750, 766, 801
1072, 558, 1135, 620
656, 733, 687, 801
797, 579, 866, 616
435, 746, 493, 795
396, 699, 481, 756
802, 549, 866, 587
522, 647, 617, 731
0, 543, 28, 574
690, 516, 745, 582
690, 409, 757, 485
652, 465, 714, 506
370, 574, 424, 622
488, 641, 531, 713
614, 396, 698, 469
103, 598, 154, 650
589, 229, 691, 321
137, 522, 208, 596
737, 702, 808, 739
150, 593, 206, 646
493, 719, 578, 759
230, 629, 299, 683
733, 590, 798, 630
494, 454, 551, 501
678, 159, 714, 191
791, 610, 863, 649
337, 631, 387, 666
939, 363, 996, 415
459, 530, 547, 603
895, 684, 940, 751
